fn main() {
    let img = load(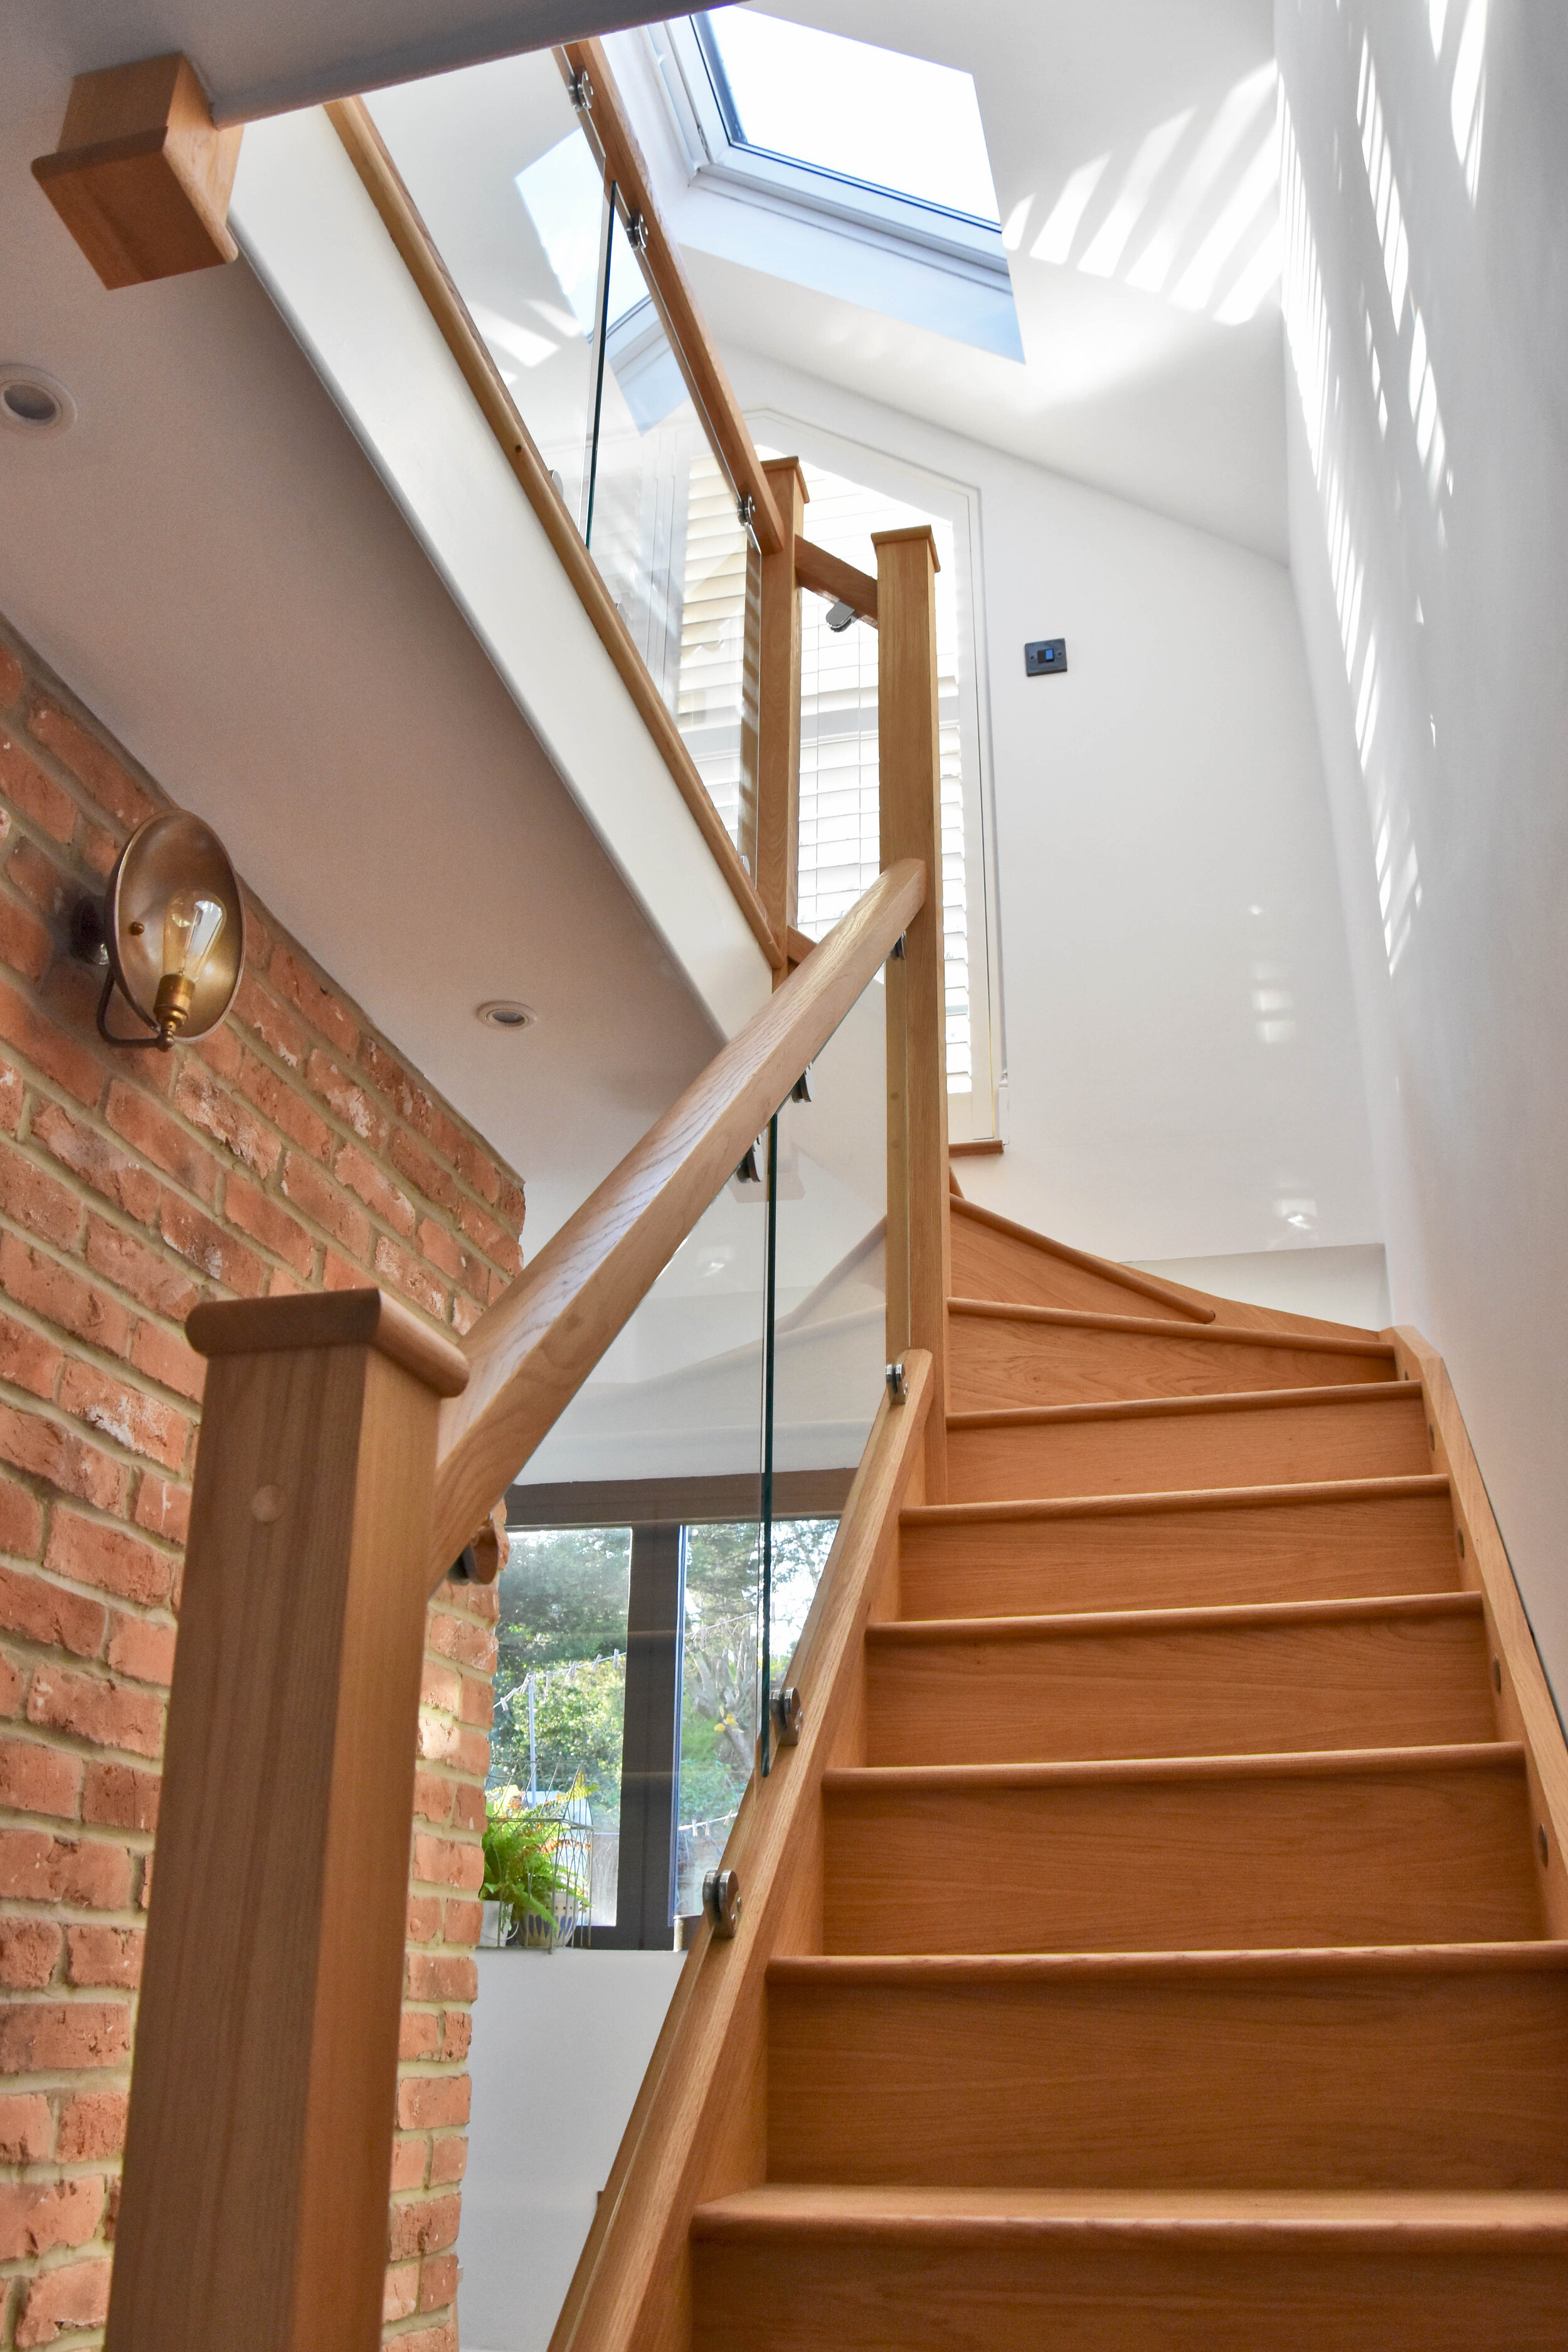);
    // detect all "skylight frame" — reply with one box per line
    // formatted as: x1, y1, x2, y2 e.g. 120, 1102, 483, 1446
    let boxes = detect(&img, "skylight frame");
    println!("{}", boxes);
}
650, 15, 1011, 292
